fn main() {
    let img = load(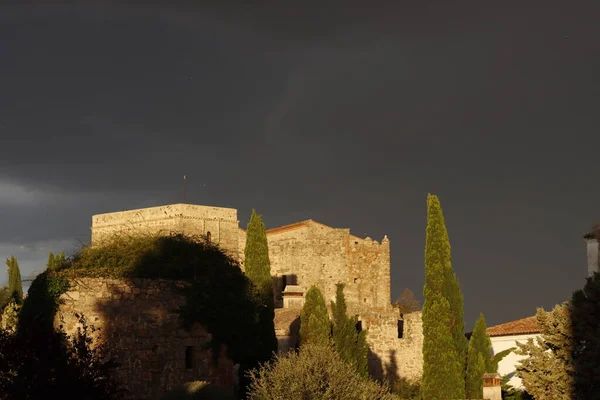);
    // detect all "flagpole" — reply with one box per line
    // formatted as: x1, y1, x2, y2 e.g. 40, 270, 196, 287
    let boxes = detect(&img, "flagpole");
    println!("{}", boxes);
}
183, 175, 187, 203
